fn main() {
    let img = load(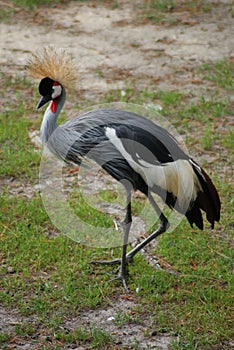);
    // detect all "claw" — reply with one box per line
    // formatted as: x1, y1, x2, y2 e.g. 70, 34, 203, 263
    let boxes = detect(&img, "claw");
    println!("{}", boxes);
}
105, 272, 130, 293
122, 277, 129, 293
90, 256, 132, 292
